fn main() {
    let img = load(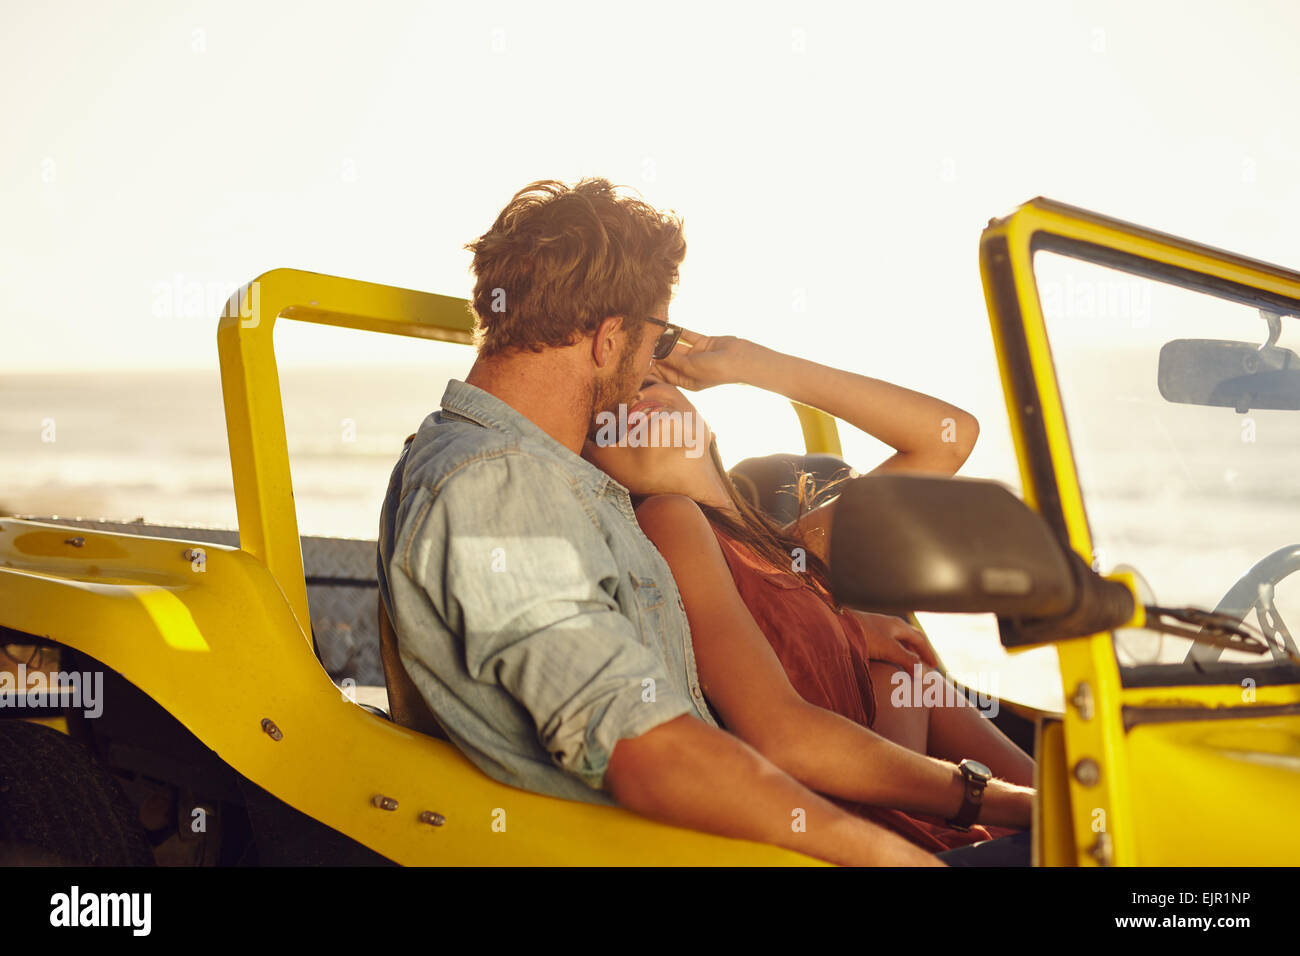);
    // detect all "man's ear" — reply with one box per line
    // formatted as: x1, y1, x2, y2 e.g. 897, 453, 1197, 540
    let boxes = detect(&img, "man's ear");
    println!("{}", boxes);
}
591, 315, 626, 369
